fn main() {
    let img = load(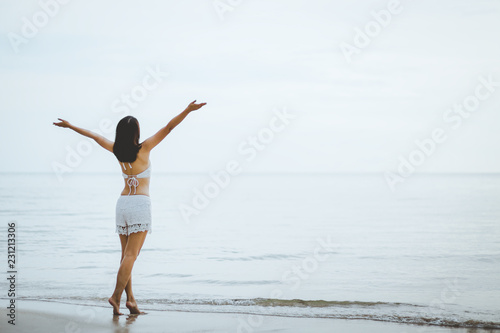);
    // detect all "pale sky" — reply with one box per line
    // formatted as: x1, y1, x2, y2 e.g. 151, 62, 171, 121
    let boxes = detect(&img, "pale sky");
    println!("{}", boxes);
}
1, 0, 499, 176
